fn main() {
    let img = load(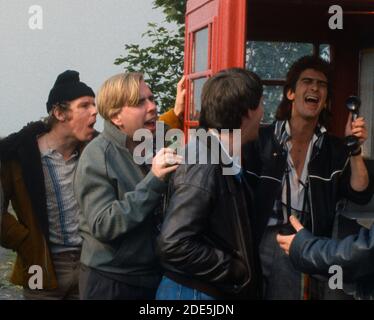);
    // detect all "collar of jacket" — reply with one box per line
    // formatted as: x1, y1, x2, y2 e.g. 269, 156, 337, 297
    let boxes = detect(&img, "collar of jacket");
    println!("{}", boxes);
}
274, 120, 327, 153
208, 129, 241, 170
0, 121, 48, 160
102, 120, 129, 150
